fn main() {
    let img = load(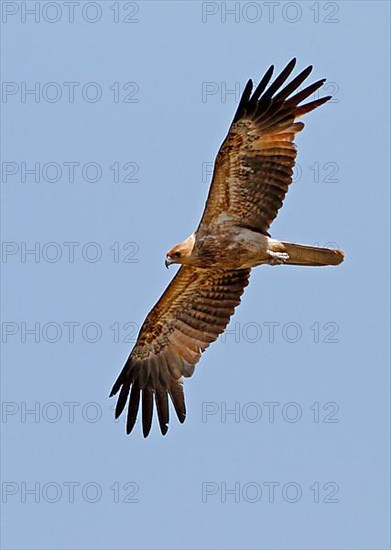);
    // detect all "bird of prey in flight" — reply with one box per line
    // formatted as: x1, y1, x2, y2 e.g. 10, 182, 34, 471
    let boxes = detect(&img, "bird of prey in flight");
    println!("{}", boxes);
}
110, 59, 344, 437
